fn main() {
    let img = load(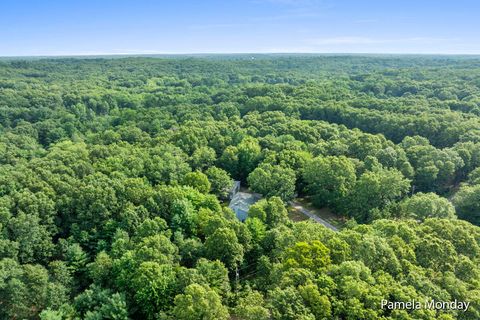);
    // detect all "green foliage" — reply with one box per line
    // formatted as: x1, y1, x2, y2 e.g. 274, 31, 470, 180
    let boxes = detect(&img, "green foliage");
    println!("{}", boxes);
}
131, 262, 177, 318
172, 283, 229, 320
453, 184, 480, 225
204, 228, 244, 270
189, 146, 216, 170
220, 137, 261, 181
205, 166, 233, 199
283, 240, 331, 273
73, 286, 128, 320
399, 192, 456, 220
303, 156, 356, 210
248, 197, 289, 228
0, 259, 69, 319
268, 286, 316, 320
248, 163, 296, 200
181, 171, 211, 194
234, 289, 270, 320
345, 168, 411, 222
195, 258, 230, 298
1, 56, 480, 319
